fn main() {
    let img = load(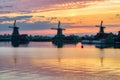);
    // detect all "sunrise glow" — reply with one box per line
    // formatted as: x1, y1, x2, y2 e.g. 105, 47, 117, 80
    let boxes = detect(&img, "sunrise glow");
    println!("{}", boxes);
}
0, 0, 120, 35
